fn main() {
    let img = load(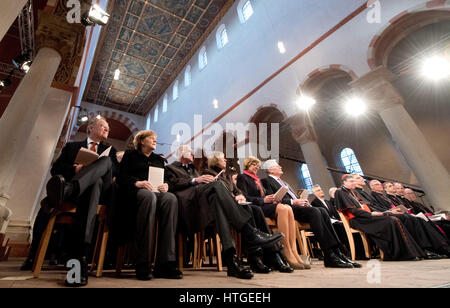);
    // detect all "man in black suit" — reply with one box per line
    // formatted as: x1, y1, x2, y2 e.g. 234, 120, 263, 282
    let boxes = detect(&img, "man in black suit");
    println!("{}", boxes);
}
165, 146, 283, 279
22, 116, 118, 287
311, 184, 351, 254
260, 160, 360, 268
